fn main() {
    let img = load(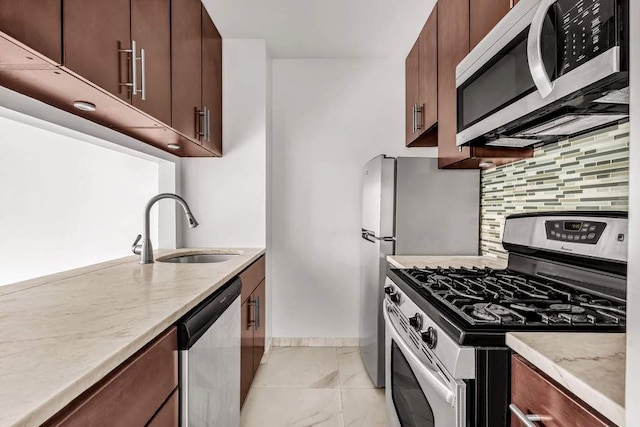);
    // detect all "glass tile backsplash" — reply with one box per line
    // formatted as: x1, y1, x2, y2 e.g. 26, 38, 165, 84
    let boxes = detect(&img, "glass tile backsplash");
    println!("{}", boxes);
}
481, 122, 630, 260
